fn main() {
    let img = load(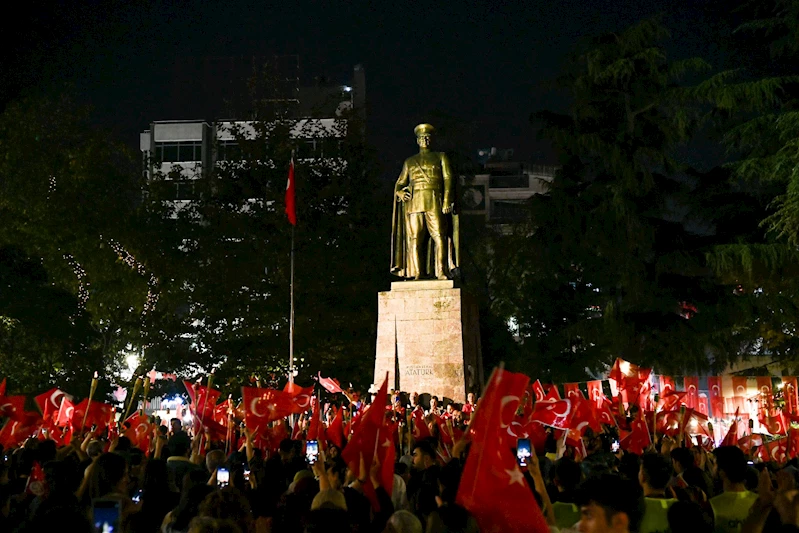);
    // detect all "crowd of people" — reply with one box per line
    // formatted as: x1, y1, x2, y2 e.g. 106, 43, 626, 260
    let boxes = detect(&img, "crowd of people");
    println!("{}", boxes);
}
1, 388, 799, 533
